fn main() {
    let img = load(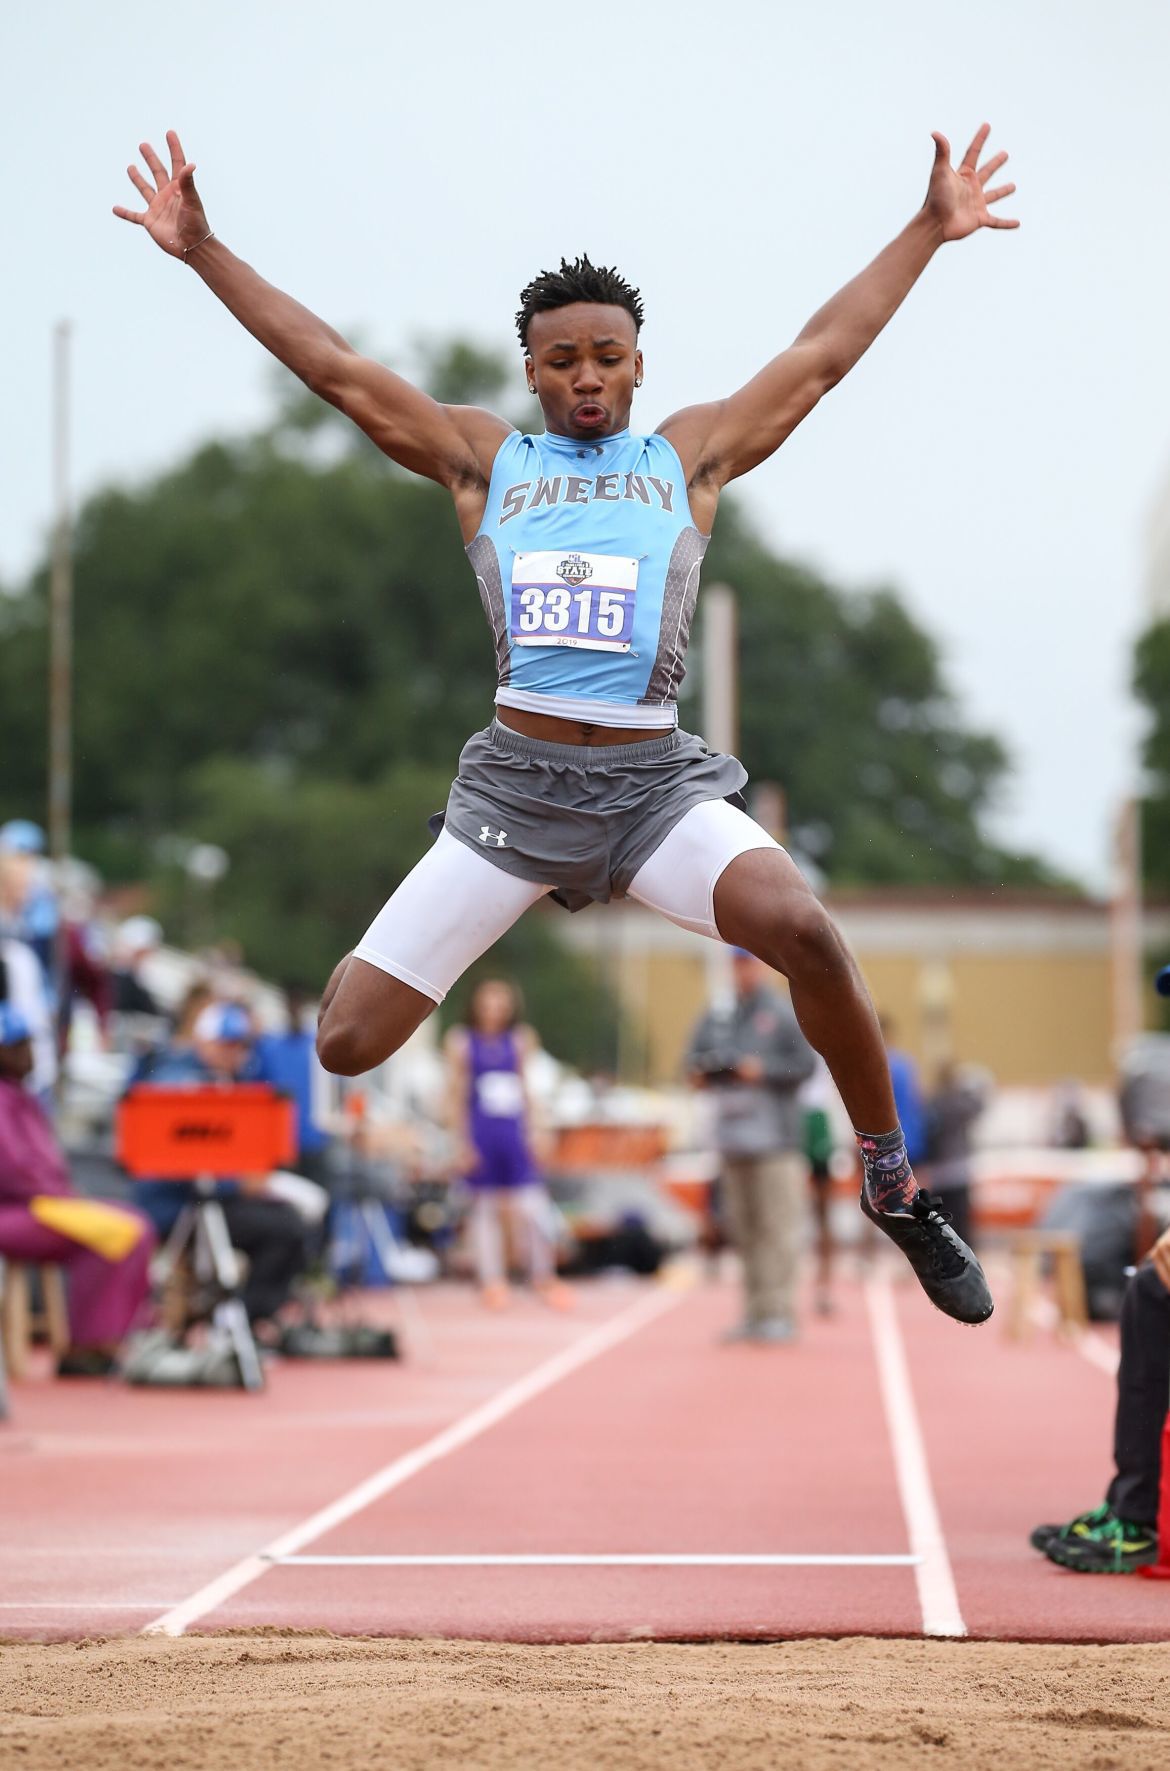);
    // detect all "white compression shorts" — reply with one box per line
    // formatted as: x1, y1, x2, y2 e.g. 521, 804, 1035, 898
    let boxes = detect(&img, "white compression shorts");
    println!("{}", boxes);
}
352, 798, 781, 1005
